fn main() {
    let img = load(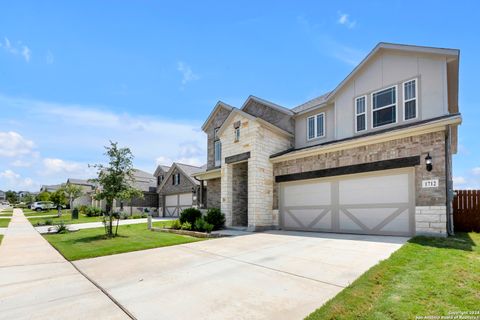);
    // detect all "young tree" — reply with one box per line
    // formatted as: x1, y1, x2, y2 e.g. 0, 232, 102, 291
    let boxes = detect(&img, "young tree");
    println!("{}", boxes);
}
50, 189, 67, 216
90, 141, 143, 237
23, 193, 36, 205
37, 191, 51, 202
5, 190, 18, 204
63, 183, 83, 209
